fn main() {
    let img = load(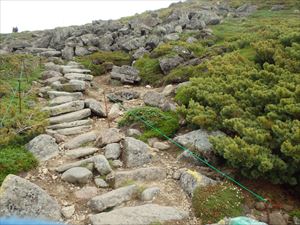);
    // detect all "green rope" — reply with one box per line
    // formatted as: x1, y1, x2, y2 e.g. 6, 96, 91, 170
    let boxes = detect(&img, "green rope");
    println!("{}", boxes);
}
114, 101, 267, 202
